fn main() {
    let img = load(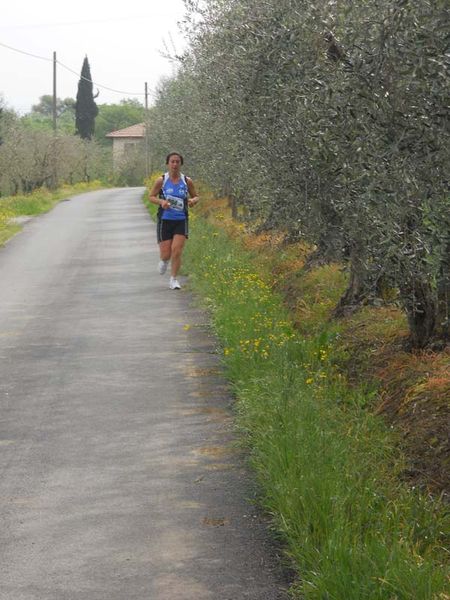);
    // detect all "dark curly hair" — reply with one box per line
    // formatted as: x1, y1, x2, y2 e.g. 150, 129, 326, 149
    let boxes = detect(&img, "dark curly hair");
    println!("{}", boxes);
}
165, 152, 184, 165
